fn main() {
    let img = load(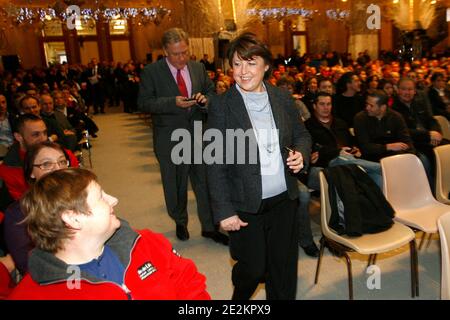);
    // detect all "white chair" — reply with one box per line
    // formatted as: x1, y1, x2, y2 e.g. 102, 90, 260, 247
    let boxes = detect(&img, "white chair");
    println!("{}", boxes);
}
314, 171, 418, 299
438, 213, 450, 300
381, 154, 450, 249
434, 145, 450, 205
434, 115, 450, 140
